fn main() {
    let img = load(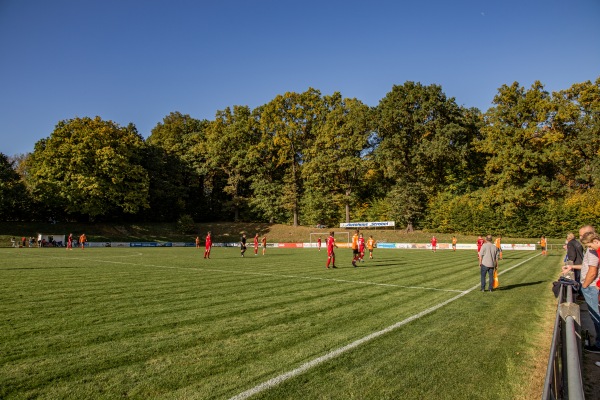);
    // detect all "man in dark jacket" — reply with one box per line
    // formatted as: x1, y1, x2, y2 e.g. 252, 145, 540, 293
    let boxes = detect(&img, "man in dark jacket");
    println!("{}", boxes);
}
566, 232, 584, 282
